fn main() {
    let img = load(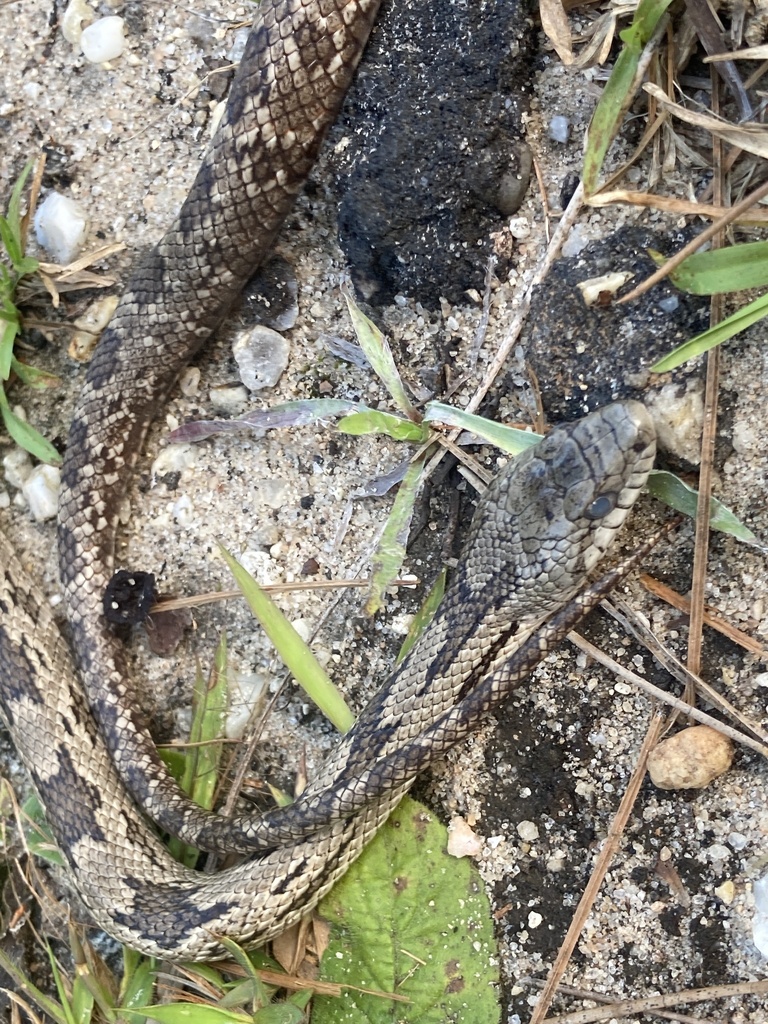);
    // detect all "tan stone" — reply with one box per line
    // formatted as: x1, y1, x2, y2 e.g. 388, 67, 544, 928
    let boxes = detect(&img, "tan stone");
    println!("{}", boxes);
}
647, 726, 734, 790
